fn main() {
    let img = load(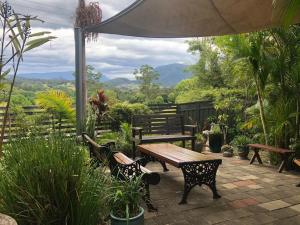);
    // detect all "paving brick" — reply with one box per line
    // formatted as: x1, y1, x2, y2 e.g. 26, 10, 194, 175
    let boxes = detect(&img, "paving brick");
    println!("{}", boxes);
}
232, 180, 257, 187
222, 183, 238, 189
259, 200, 291, 211
290, 204, 300, 213
238, 175, 259, 180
